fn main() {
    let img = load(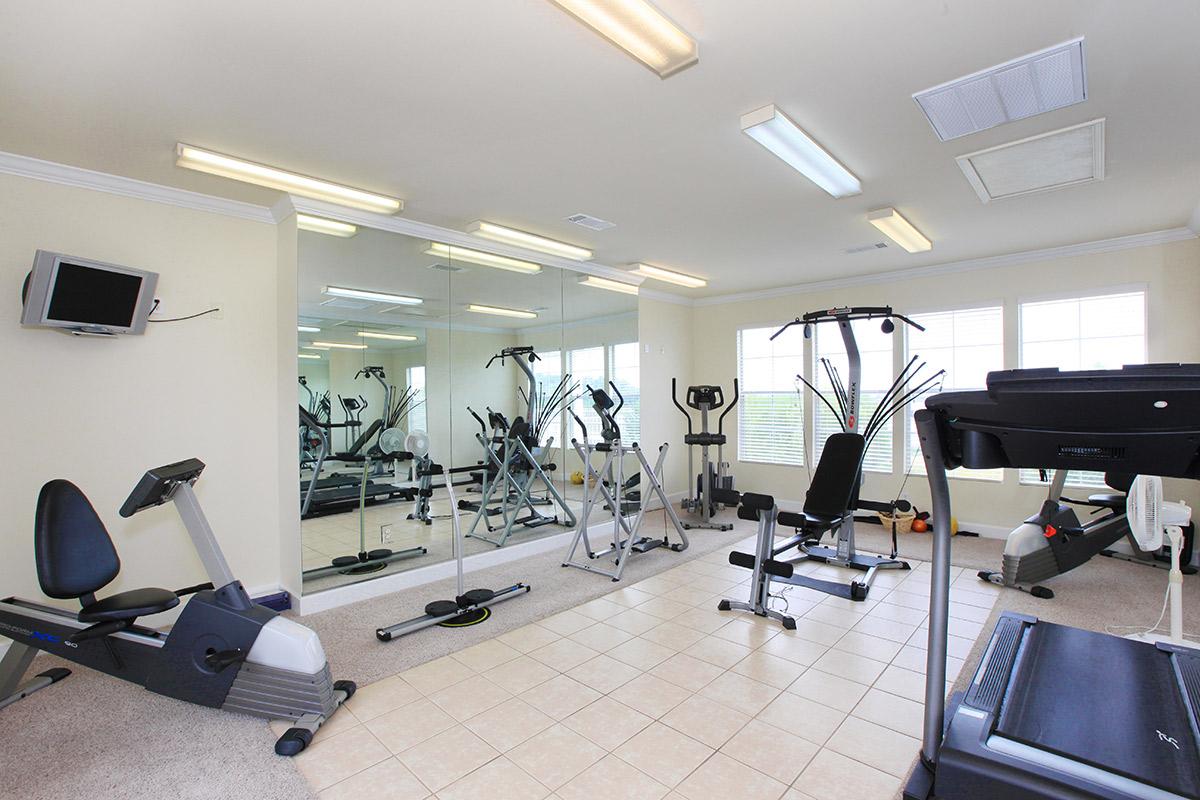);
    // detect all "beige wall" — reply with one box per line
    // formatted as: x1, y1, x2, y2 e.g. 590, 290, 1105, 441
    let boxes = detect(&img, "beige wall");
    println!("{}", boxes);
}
0, 173, 288, 615
638, 297, 695, 495
690, 237, 1200, 530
